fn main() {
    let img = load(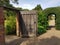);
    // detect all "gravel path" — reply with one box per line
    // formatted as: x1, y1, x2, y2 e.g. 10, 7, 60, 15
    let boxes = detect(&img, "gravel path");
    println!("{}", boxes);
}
6, 19, 60, 45
5, 28, 60, 45
21, 20, 60, 45
37, 28, 60, 45
20, 28, 60, 45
